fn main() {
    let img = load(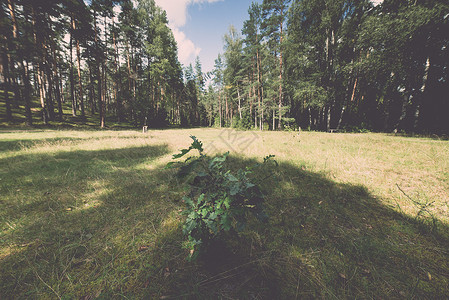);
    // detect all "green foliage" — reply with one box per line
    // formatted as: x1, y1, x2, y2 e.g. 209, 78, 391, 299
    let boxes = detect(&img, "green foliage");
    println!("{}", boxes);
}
168, 136, 275, 259
232, 111, 252, 130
